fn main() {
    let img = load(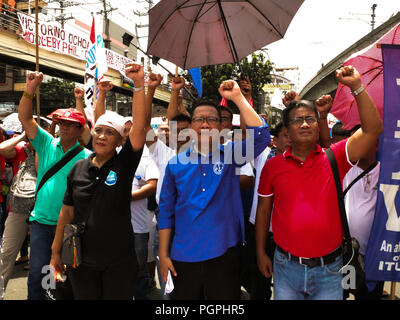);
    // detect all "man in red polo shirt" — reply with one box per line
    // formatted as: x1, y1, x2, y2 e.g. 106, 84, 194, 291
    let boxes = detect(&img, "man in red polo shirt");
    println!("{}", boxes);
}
255, 65, 383, 300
